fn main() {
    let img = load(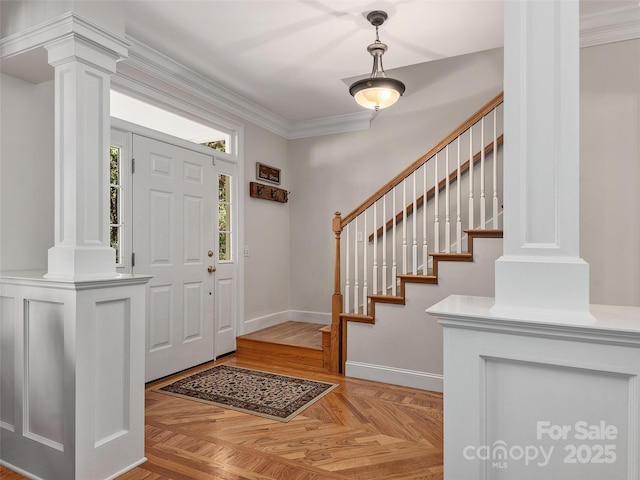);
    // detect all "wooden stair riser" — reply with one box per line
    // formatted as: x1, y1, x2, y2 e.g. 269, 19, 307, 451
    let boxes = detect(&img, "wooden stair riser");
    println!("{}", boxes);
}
236, 338, 325, 371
